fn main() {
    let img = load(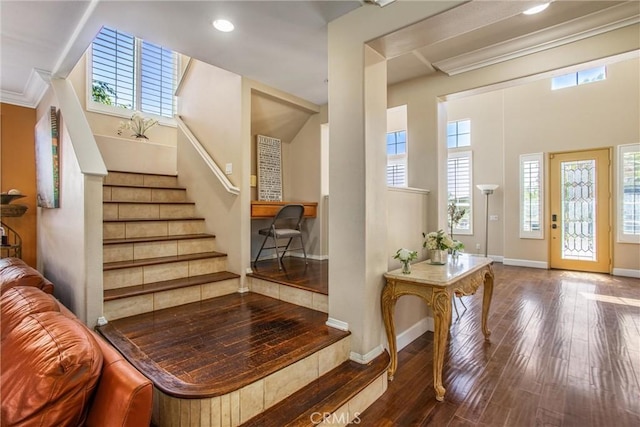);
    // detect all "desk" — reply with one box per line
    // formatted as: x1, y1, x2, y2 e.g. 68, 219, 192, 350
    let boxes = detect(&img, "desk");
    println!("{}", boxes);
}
382, 254, 494, 401
250, 201, 317, 218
